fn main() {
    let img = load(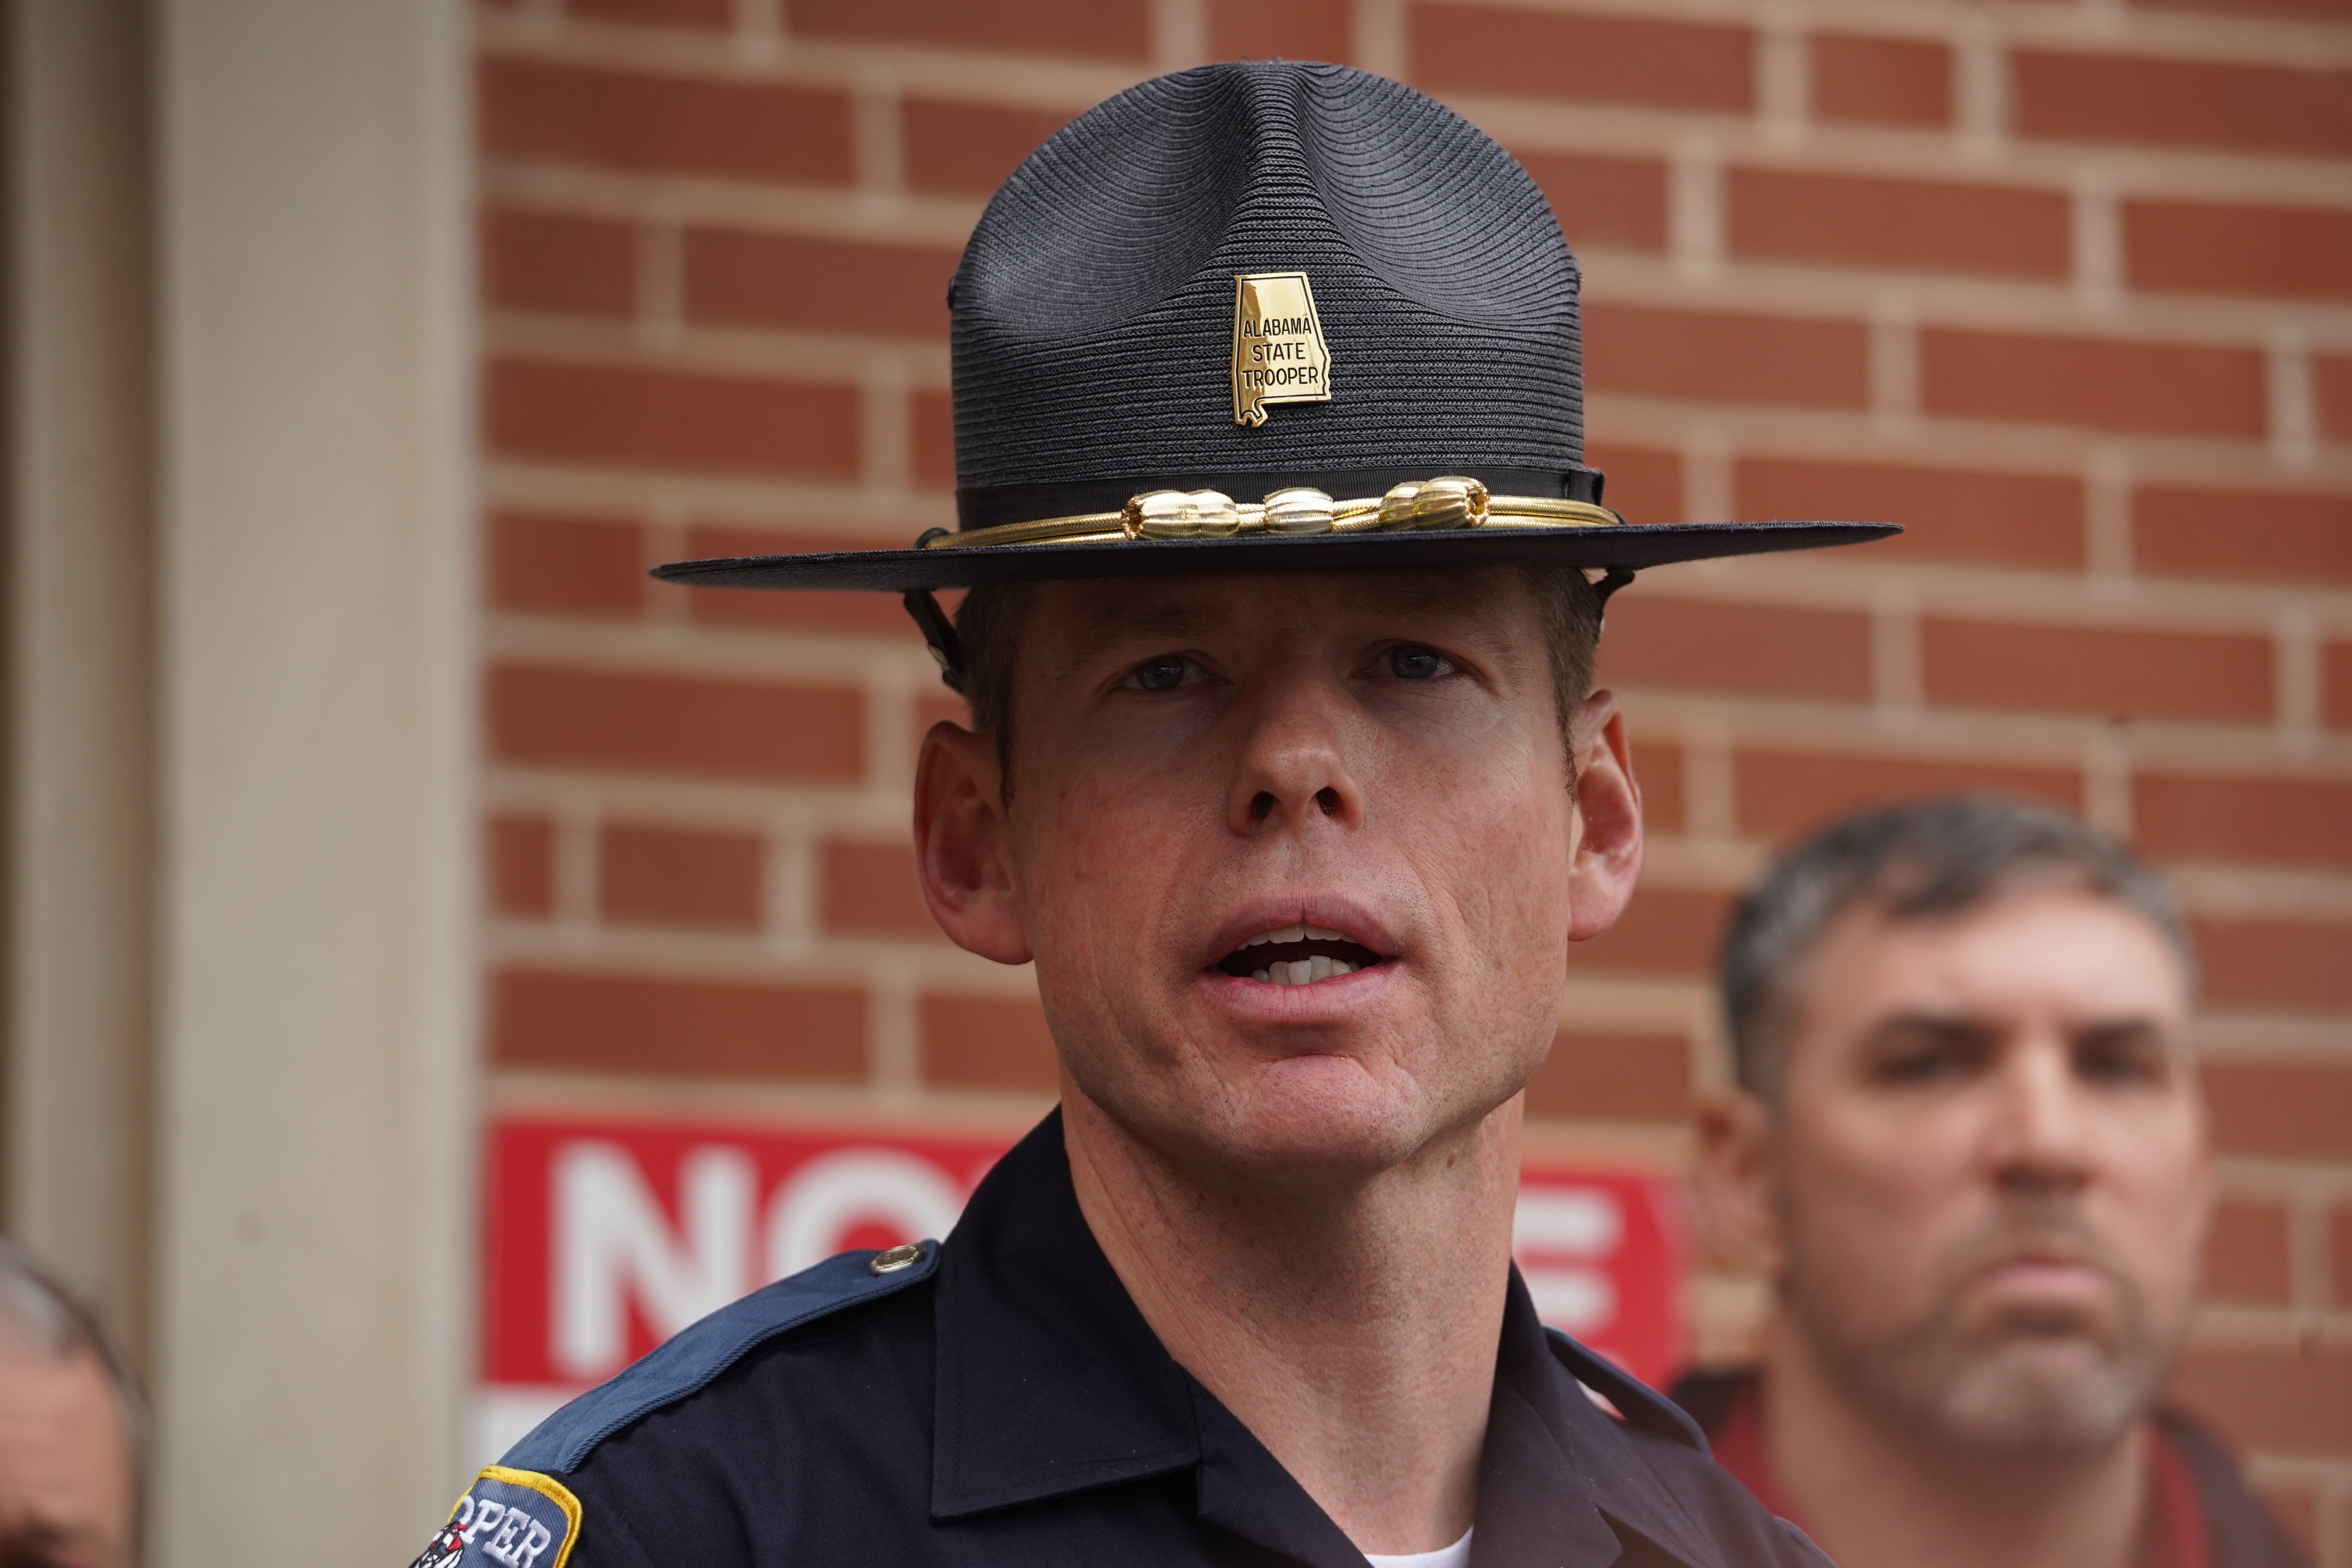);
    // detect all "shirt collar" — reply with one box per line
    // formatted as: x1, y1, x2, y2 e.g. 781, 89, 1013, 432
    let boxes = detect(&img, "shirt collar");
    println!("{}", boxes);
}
930, 1111, 1200, 1519
929, 1110, 1712, 1568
